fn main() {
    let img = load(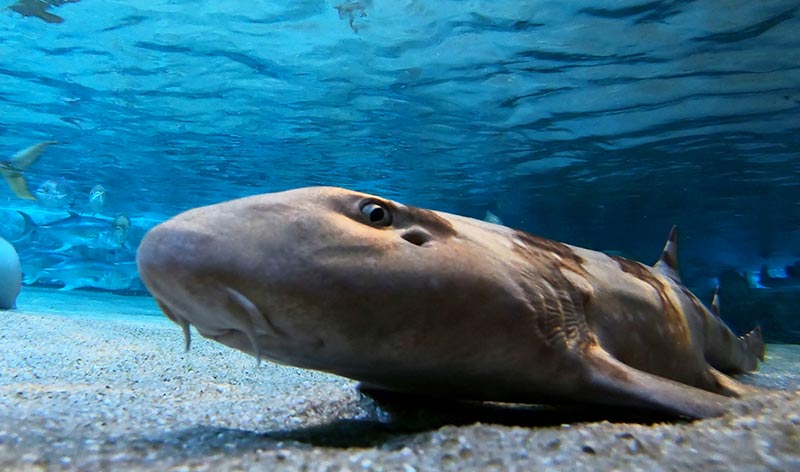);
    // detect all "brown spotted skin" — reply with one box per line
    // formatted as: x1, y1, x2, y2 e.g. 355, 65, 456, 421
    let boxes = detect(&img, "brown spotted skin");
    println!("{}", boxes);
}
137, 186, 765, 419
